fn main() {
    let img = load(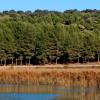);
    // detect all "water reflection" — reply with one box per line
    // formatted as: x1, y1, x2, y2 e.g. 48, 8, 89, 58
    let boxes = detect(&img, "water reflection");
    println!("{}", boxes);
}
0, 85, 100, 100
55, 87, 100, 100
